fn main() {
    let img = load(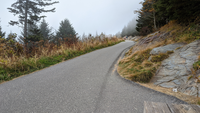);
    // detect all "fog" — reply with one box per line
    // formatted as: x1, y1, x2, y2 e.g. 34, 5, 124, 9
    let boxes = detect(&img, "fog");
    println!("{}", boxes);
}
0, 0, 142, 37
121, 18, 138, 37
